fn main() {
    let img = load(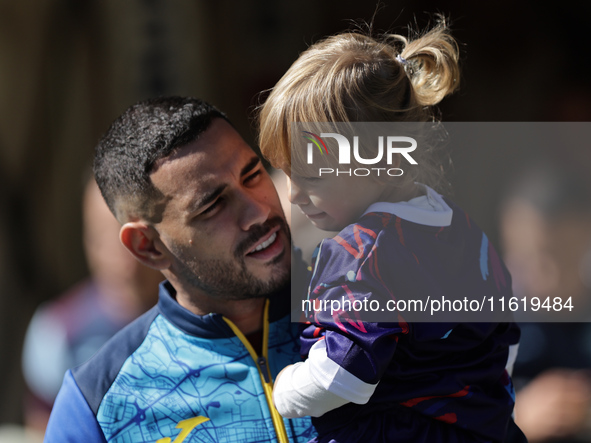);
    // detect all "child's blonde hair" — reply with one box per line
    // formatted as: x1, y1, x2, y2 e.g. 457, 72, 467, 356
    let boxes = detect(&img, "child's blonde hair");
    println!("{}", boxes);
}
257, 19, 460, 192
